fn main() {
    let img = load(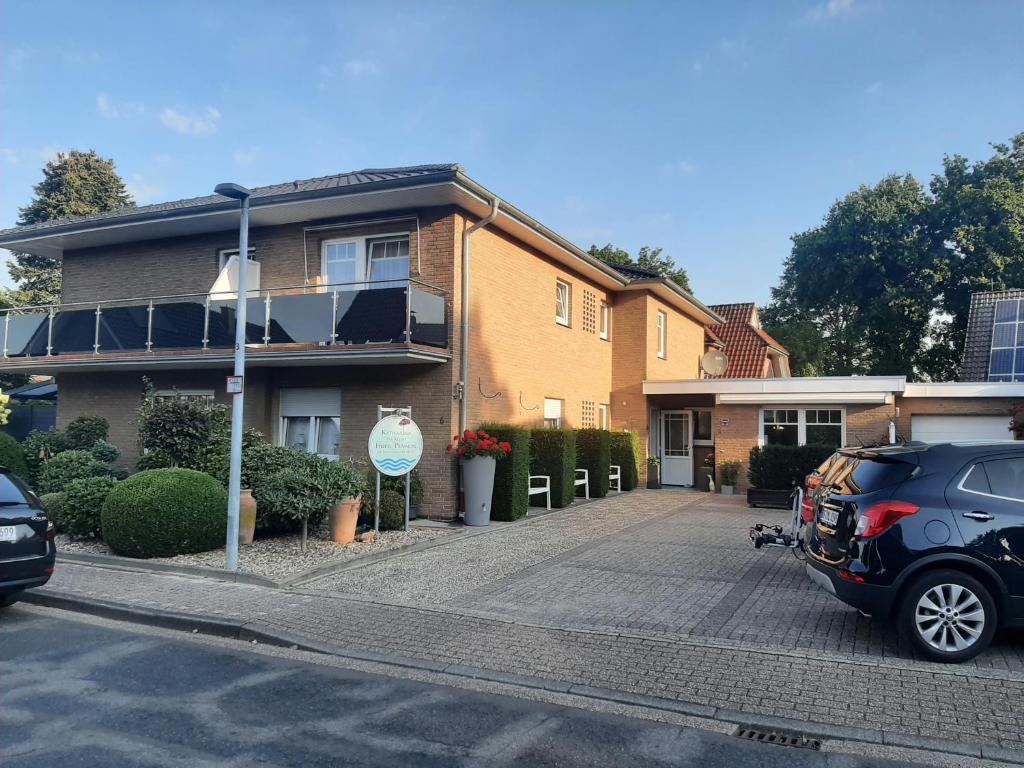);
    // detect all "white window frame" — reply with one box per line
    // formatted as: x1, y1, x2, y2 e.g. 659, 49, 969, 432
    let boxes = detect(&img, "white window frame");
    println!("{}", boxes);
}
278, 387, 342, 460
692, 408, 714, 446
600, 301, 611, 340
366, 235, 411, 286
218, 247, 257, 271
543, 397, 563, 429
555, 280, 571, 327
758, 407, 846, 447
598, 403, 610, 430
656, 311, 666, 359
320, 233, 410, 288
280, 415, 342, 460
